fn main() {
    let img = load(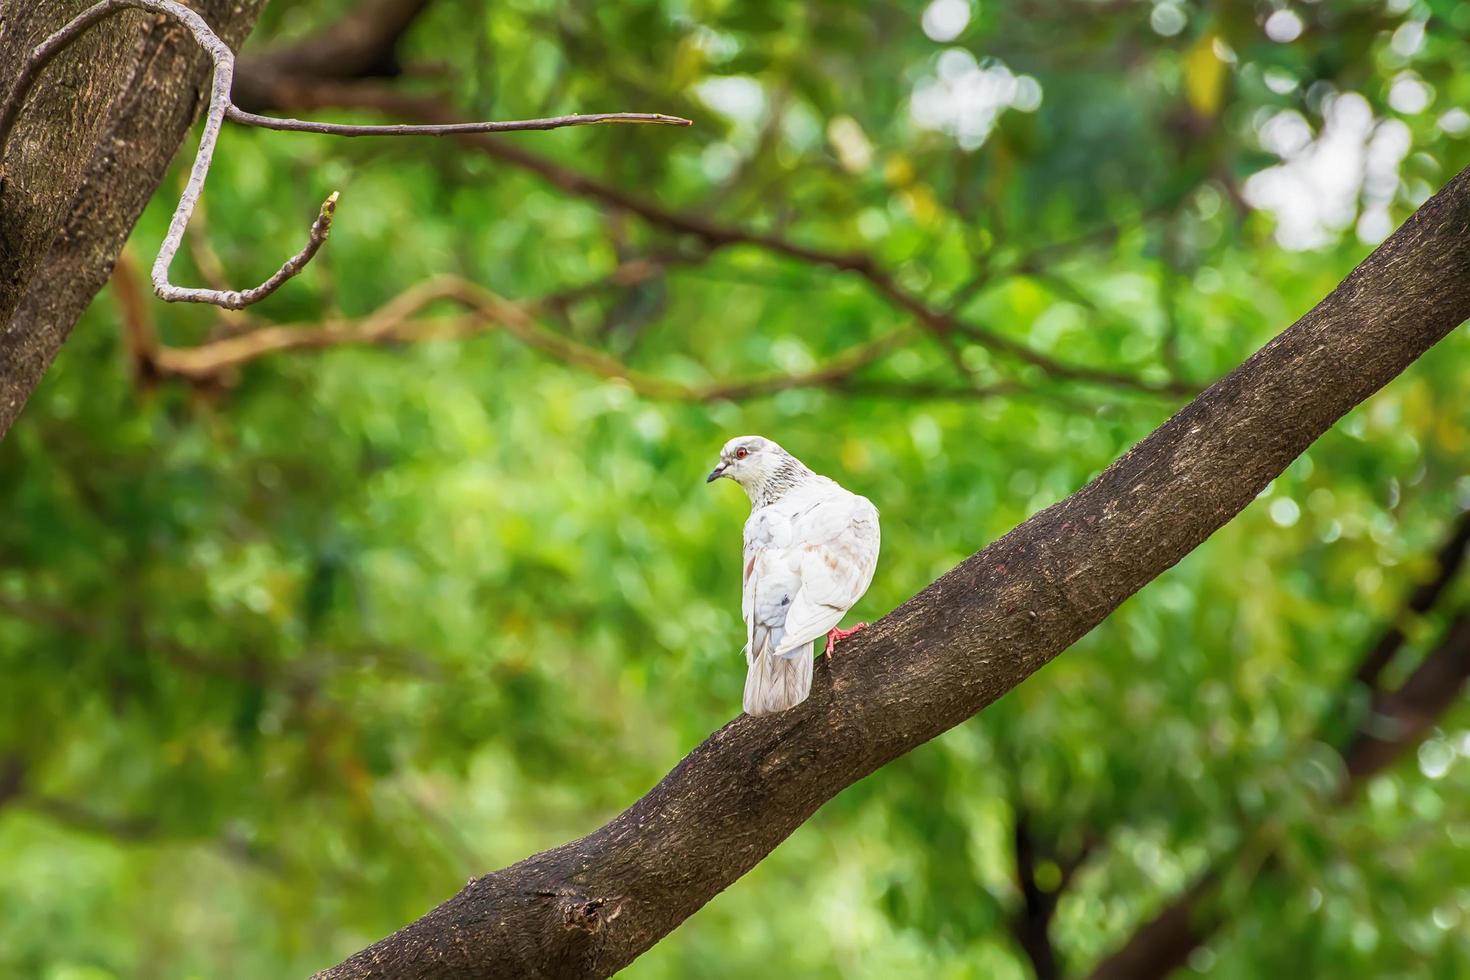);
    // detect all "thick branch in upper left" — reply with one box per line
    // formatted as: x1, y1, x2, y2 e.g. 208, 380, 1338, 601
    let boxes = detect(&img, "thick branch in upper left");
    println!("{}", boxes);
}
0, 0, 690, 311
